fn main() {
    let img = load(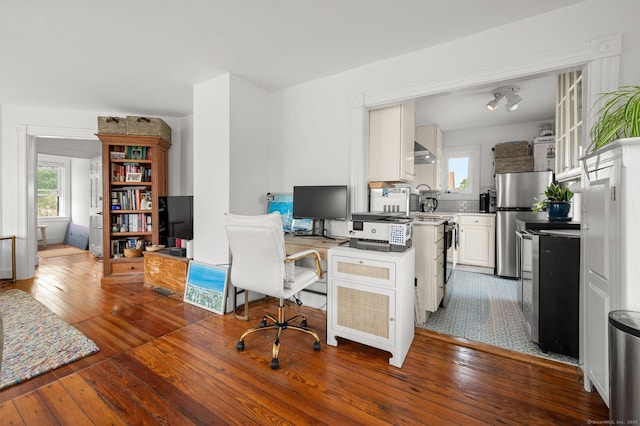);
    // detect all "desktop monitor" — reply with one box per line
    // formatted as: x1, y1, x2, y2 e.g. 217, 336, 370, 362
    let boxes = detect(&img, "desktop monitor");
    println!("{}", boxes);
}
293, 185, 348, 236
